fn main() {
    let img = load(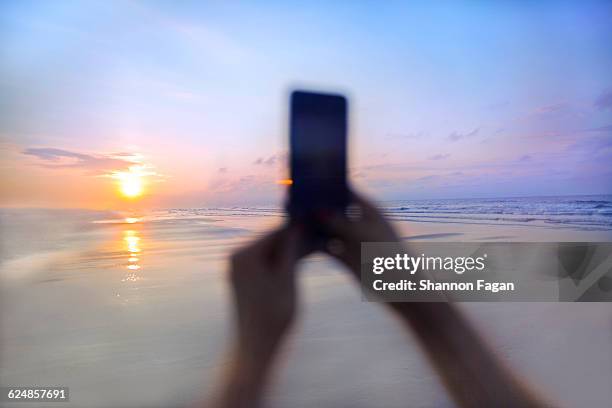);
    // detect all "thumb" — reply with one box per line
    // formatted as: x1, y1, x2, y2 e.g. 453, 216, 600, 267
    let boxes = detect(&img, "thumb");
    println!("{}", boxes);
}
323, 214, 355, 242
276, 226, 301, 273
